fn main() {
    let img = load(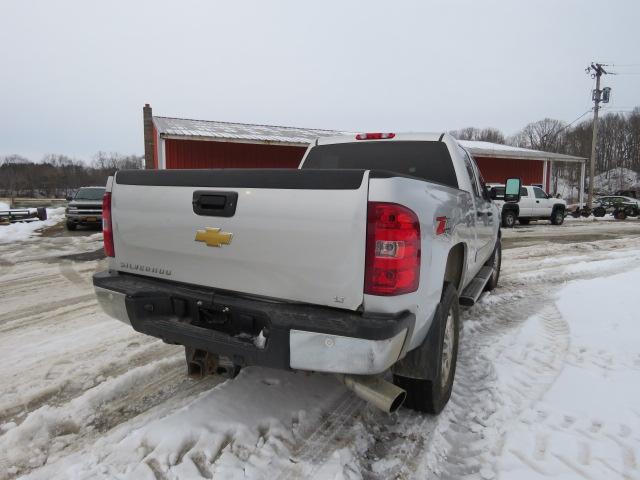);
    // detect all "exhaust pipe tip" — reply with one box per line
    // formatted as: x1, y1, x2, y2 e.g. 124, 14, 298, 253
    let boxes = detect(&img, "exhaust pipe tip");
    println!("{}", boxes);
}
339, 374, 406, 414
388, 389, 407, 414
